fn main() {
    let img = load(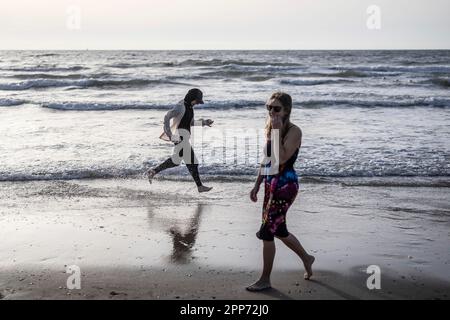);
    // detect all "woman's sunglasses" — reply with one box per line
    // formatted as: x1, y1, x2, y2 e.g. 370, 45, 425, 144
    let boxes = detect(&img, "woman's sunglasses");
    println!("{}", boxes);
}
266, 104, 282, 113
